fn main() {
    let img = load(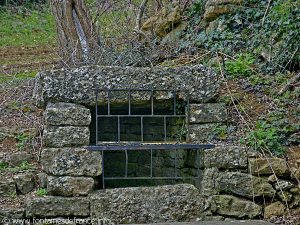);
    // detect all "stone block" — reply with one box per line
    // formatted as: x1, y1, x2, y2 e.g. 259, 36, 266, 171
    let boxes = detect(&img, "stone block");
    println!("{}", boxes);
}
217, 172, 275, 198
204, 145, 247, 169
189, 123, 220, 142
47, 176, 94, 196
25, 196, 89, 217
14, 172, 35, 194
189, 103, 227, 123
41, 148, 102, 177
0, 207, 25, 220
45, 103, 91, 126
33, 65, 220, 107
0, 179, 16, 197
90, 184, 205, 224
249, 158, 289, 176
264, 201, 286, 219
200, 168, 220, 196
210, 195, 262, 219
43, 126, 89, 147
